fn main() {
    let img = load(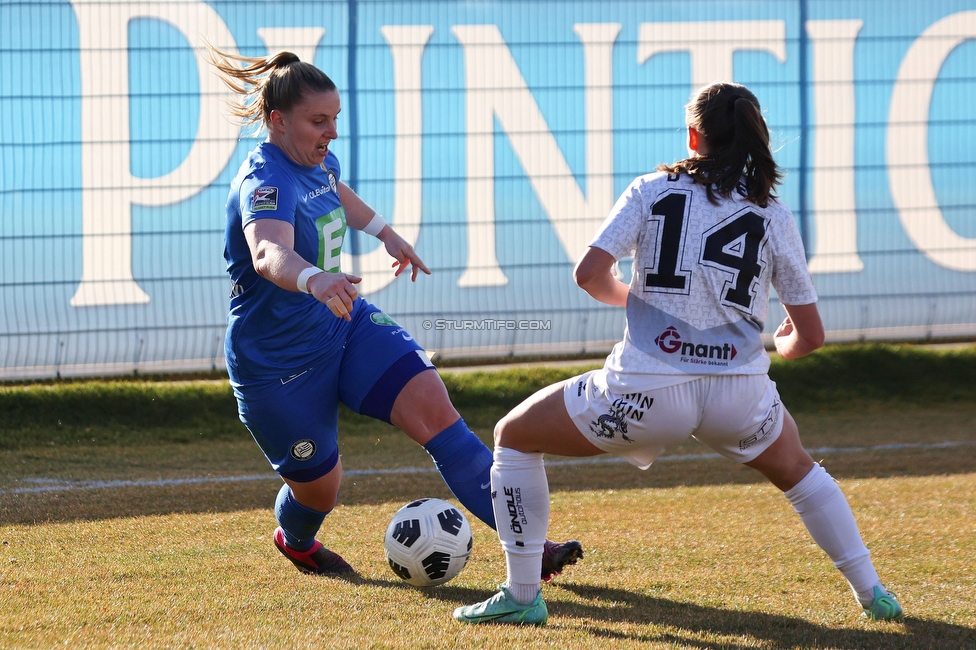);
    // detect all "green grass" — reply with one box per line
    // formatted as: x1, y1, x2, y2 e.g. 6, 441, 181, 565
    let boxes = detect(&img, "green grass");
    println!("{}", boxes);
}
1, 343, 975, 648
3, 475, 974, 648
2, 343, 976, 450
